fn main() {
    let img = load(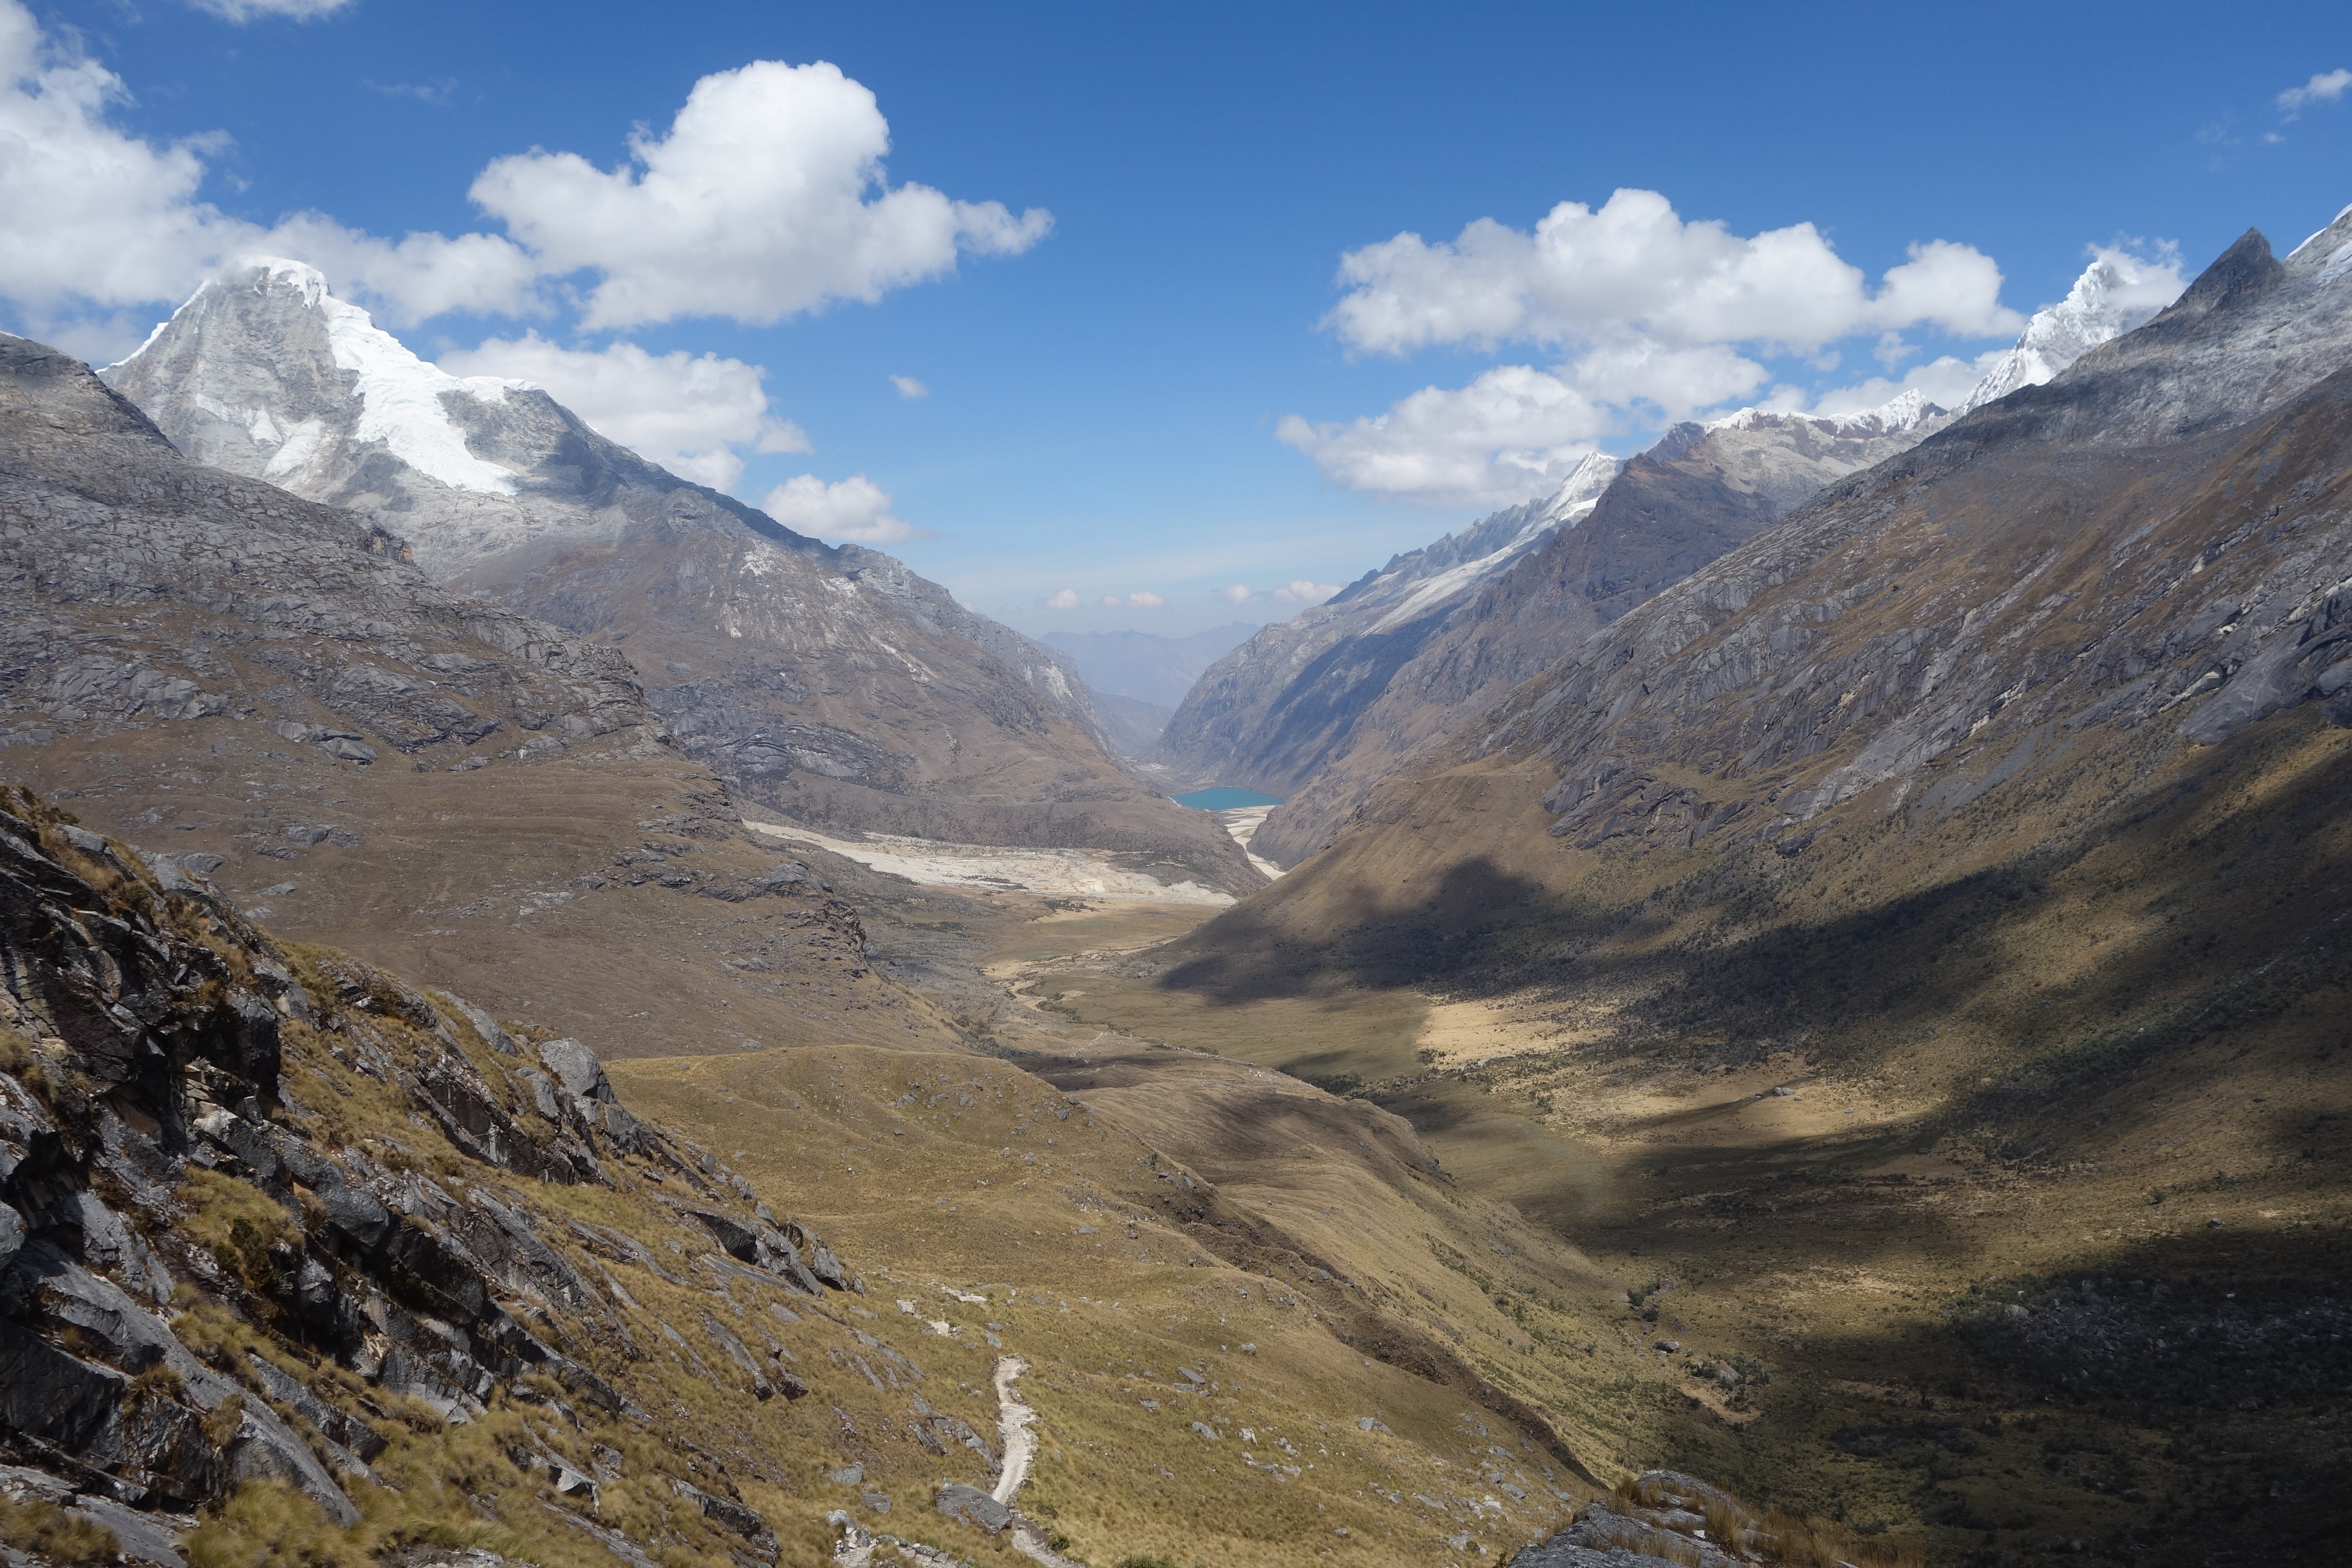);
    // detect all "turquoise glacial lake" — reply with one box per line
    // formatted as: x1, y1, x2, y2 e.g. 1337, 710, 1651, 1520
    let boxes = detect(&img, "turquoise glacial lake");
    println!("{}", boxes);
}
1172, 787, 1283, 810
